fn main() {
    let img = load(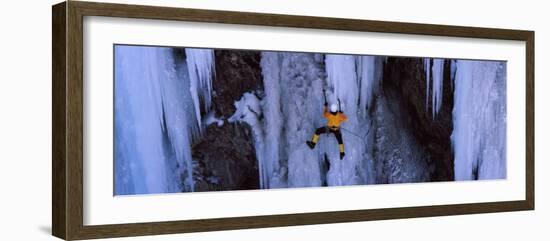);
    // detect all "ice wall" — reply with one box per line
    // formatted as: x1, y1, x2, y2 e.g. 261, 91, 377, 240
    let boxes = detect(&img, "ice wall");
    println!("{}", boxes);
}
278, 53, 326, 188
325, 54, 366, 185
451, 60, 506, 180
